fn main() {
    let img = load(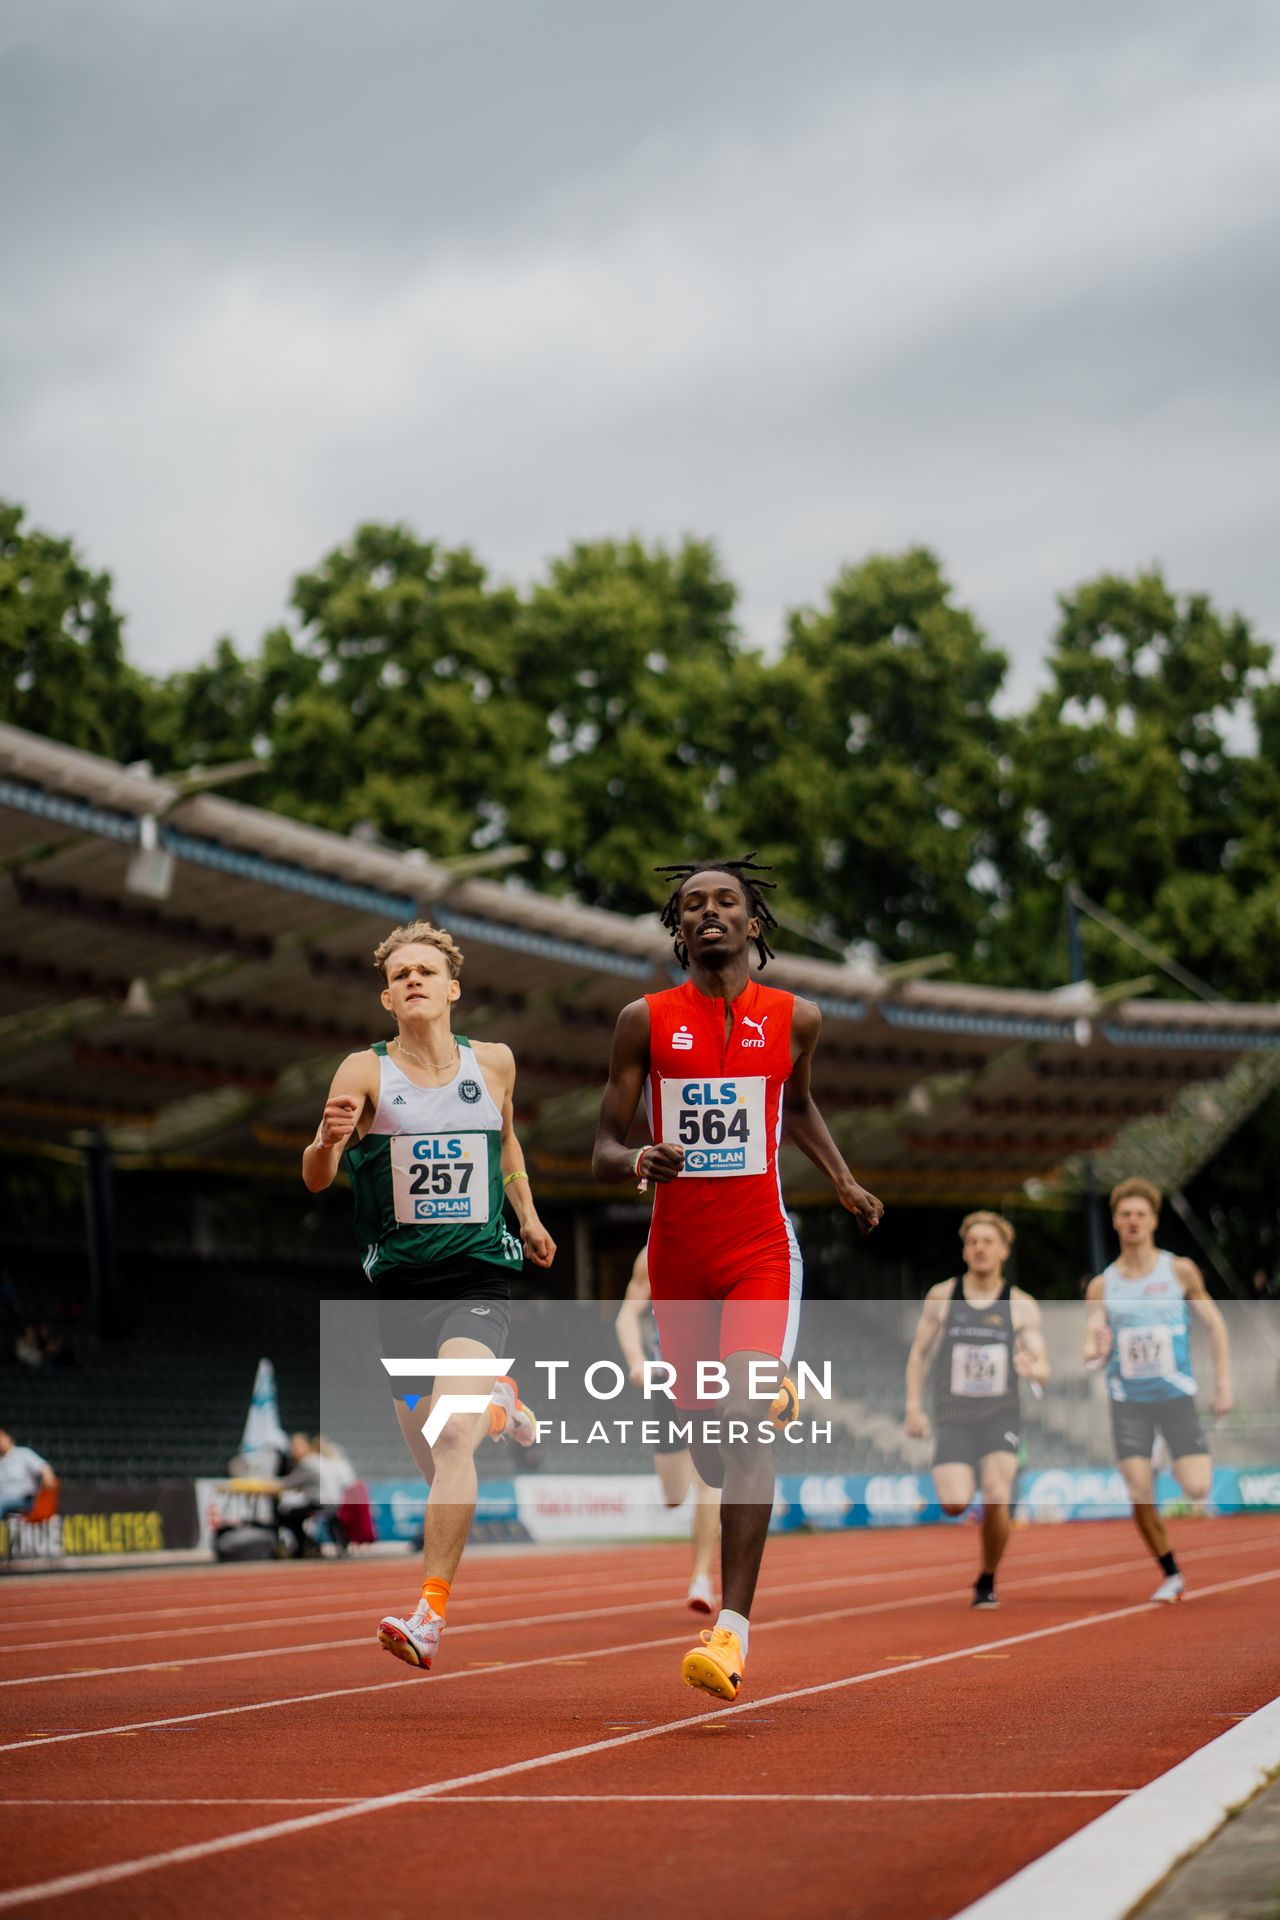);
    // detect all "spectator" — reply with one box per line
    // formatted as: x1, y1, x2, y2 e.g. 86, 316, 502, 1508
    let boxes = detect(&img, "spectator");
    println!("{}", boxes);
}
1249, 1266, 1277, 1301
0, 1427, 56, 1520
14, 1325, 44, 1371
276, 1433, 339, 1557
314, 1435, 357, 1497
